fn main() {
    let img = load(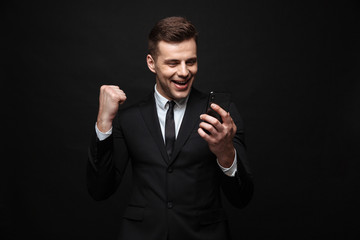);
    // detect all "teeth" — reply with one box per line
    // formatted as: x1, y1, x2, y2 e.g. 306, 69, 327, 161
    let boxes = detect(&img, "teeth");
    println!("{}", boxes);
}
173, 80, 188, 85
